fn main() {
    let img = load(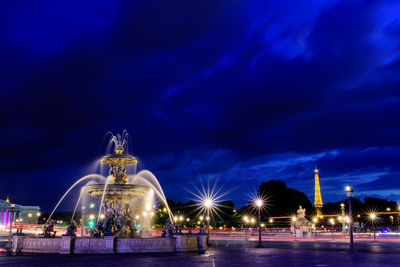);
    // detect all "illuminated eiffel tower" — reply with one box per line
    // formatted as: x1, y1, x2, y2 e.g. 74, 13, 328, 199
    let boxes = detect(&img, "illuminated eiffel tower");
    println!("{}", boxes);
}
314, 164, 323, 216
